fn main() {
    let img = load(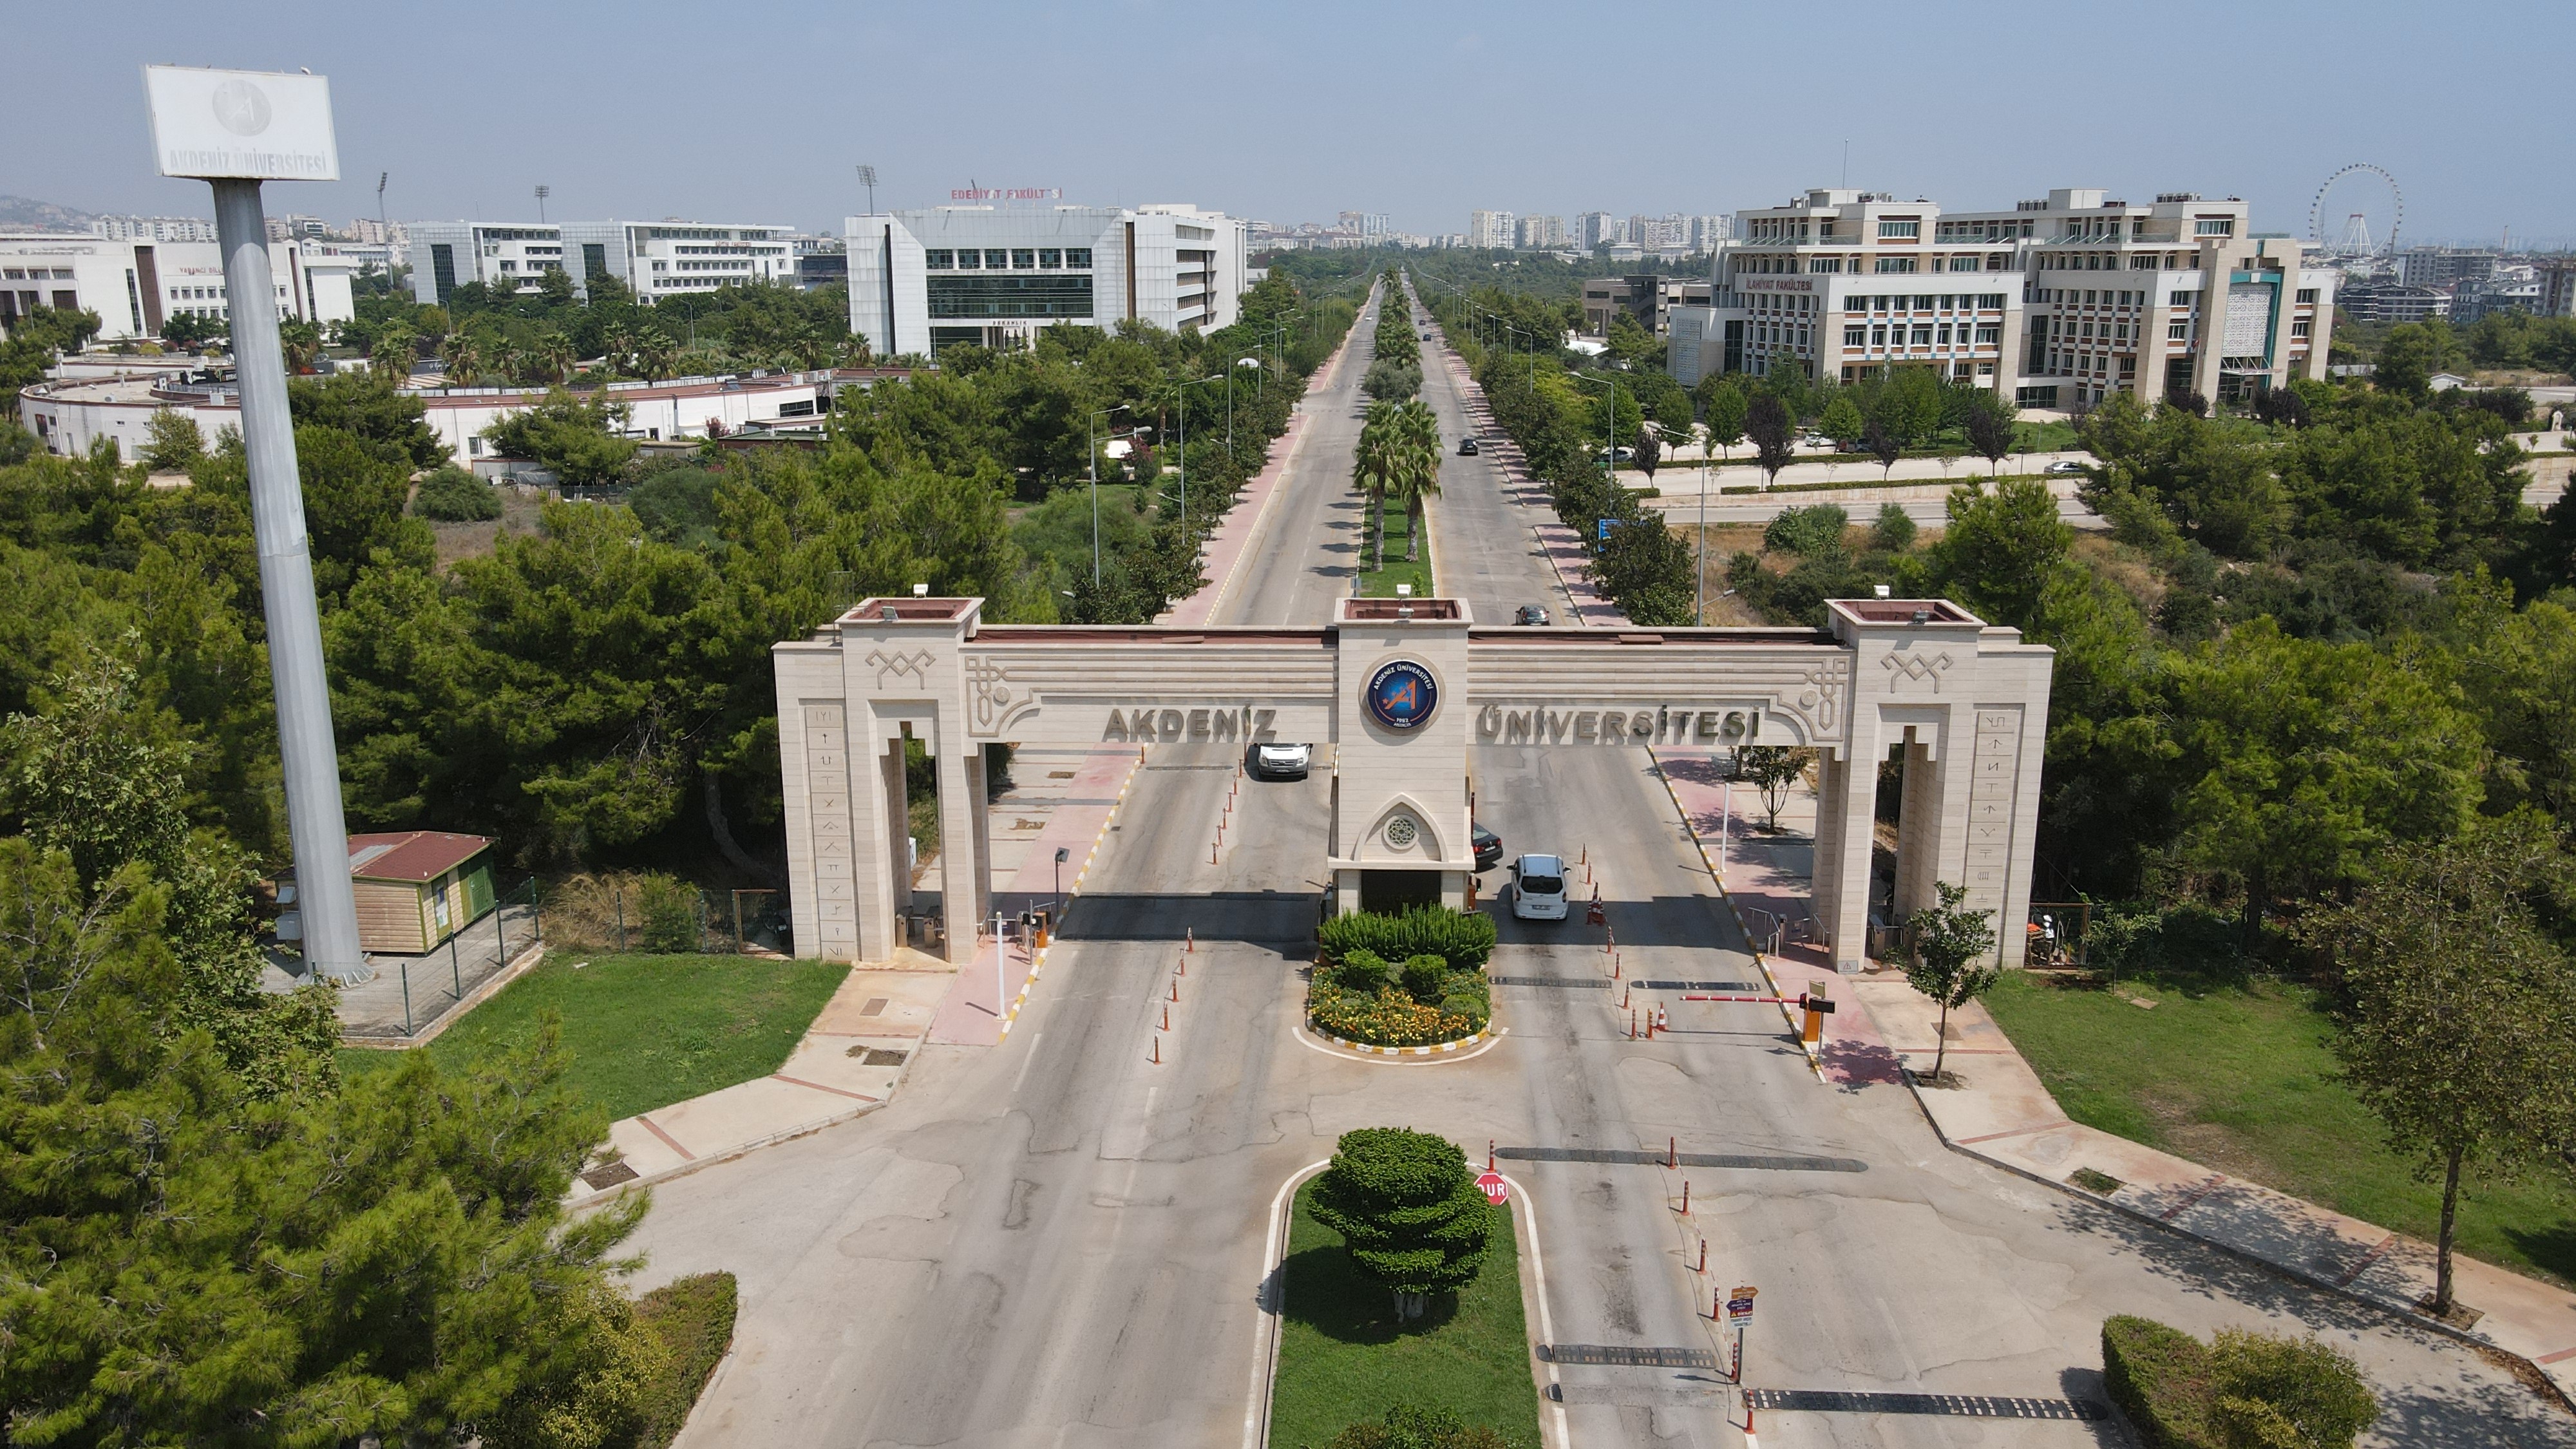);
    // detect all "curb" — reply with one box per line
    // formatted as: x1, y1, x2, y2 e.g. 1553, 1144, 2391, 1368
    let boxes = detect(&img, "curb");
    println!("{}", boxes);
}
339, 940, 548, 1050
1896, 1074, 2576, 1416
1645, 748, 1825, 1081
1305, 1020, 1496, 1057
579, 1095, 891, 1208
